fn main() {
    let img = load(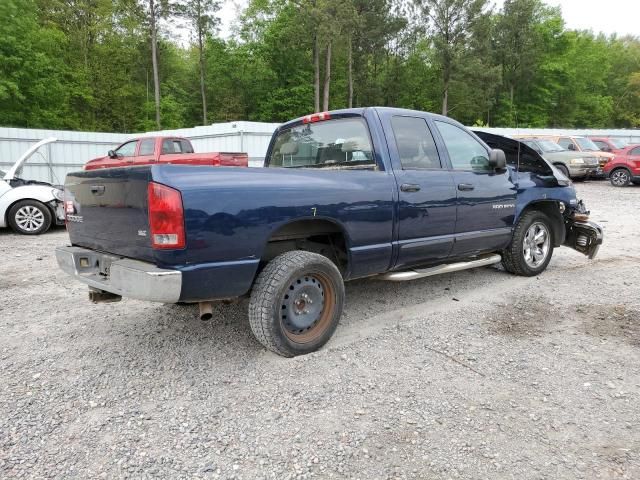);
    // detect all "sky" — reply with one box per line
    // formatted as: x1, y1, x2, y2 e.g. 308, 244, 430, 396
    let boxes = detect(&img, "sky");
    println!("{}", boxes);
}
217, 0, 639, 40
